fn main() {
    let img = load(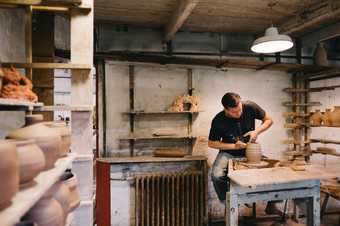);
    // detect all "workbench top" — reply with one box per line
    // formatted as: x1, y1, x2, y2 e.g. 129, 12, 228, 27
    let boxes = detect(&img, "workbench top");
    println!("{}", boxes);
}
228, 164, 339, 187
